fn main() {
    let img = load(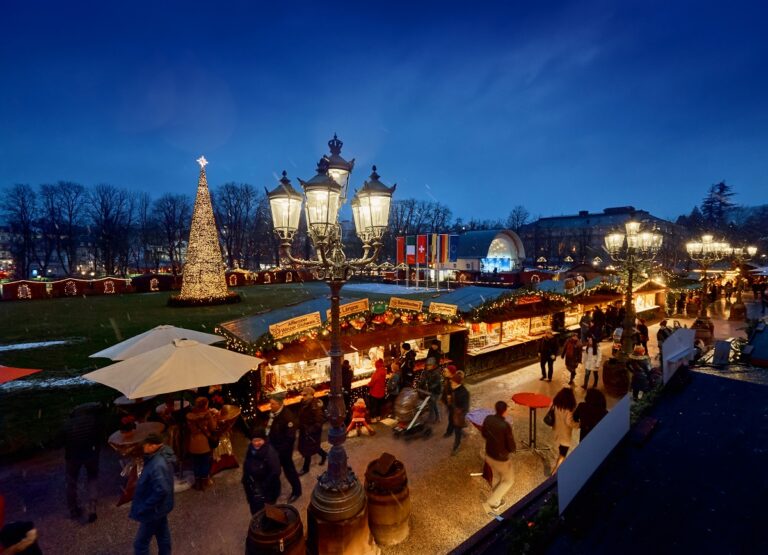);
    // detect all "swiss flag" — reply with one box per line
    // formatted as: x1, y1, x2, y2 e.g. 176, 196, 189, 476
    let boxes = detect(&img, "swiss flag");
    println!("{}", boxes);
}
417, 235, 428, 264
